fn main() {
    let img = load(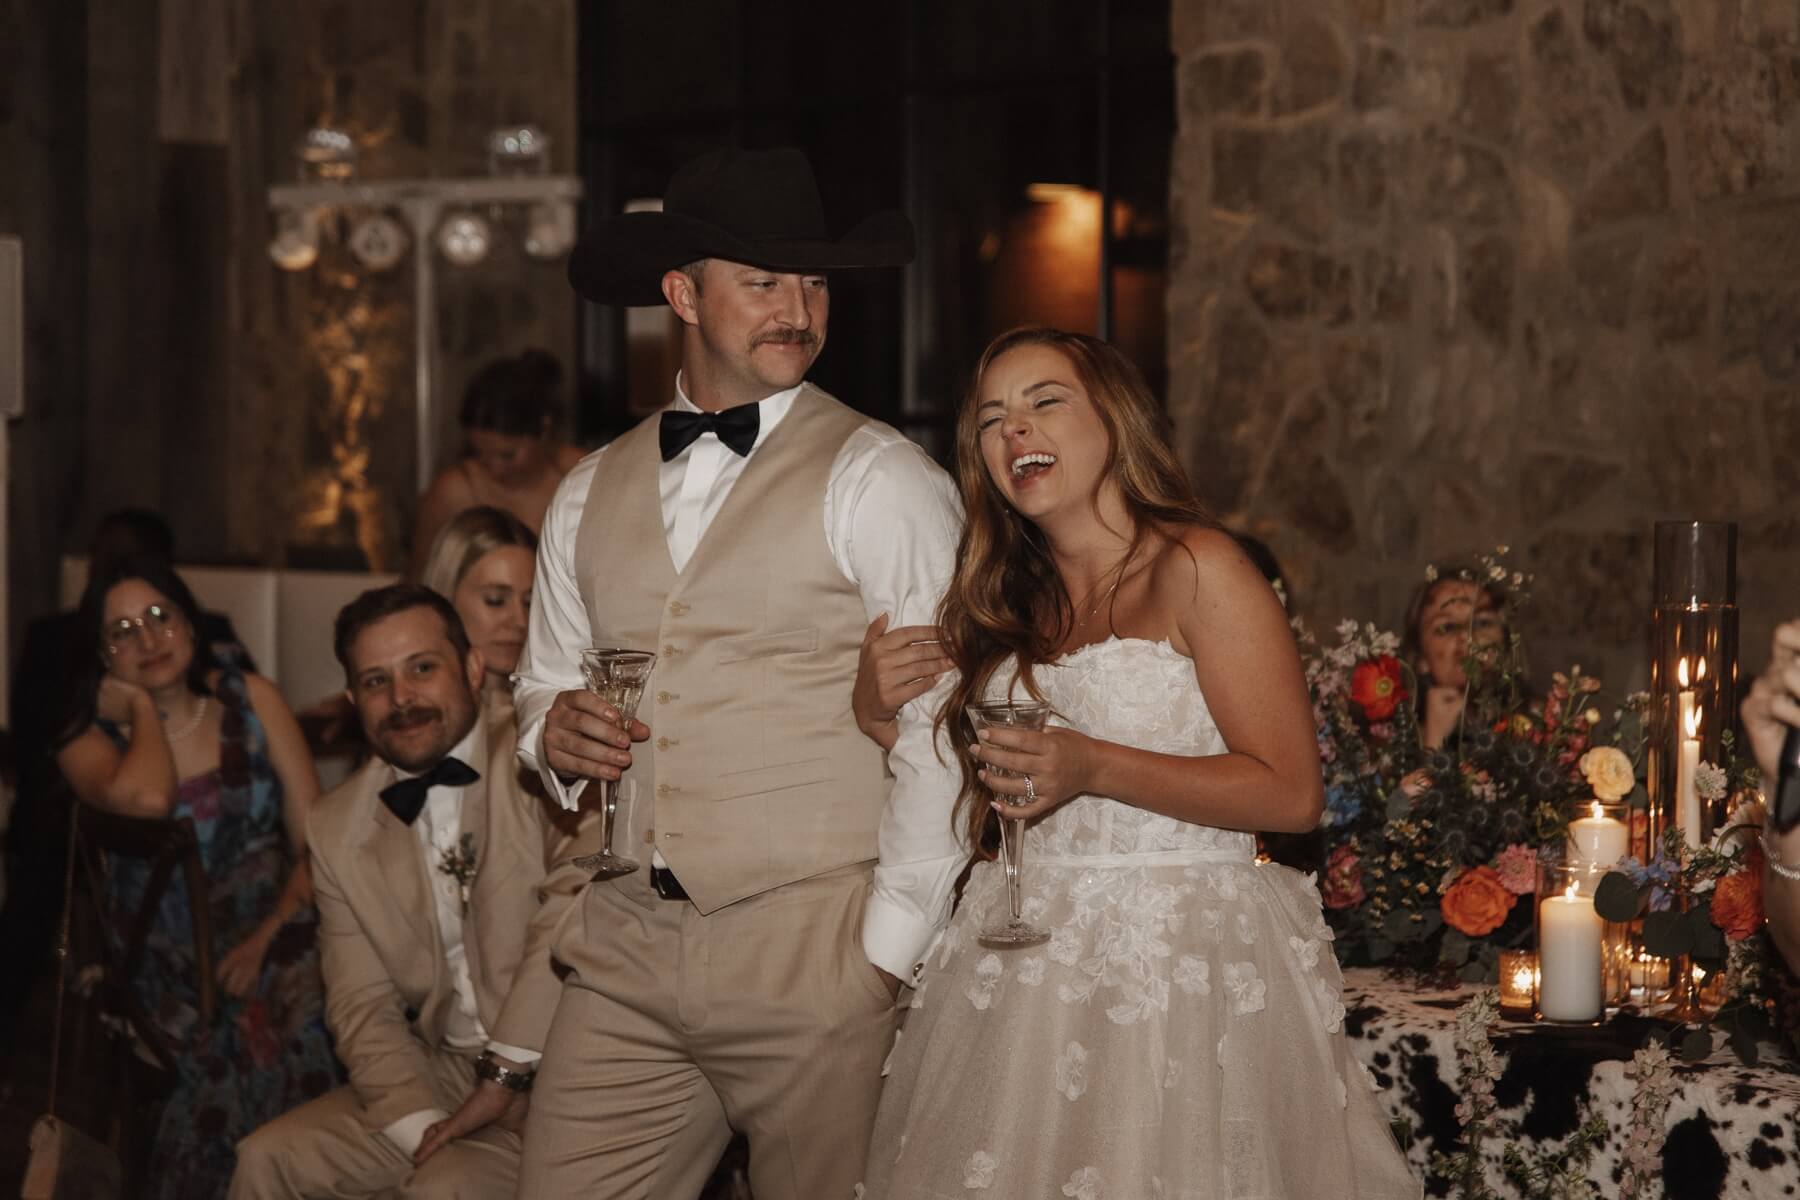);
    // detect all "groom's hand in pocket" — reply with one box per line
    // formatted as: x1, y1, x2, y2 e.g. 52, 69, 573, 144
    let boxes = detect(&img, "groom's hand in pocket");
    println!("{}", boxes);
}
970, 725, 1100, 820
543, 688, 652, 782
